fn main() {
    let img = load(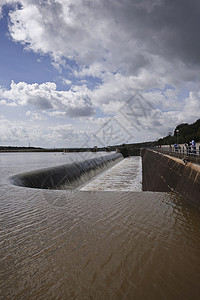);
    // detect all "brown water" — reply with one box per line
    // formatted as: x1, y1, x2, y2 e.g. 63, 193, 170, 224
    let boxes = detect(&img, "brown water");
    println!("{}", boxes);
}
1, 153, 200, 299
